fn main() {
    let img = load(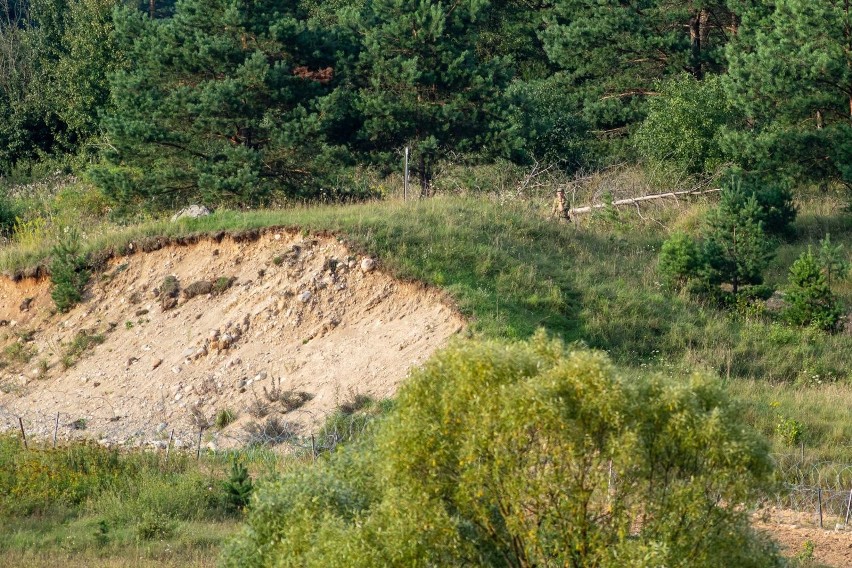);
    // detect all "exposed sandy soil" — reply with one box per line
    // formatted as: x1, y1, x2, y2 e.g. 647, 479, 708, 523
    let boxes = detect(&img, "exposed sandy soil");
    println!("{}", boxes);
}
0, 230, 464, 450
755, 508, 852, 567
